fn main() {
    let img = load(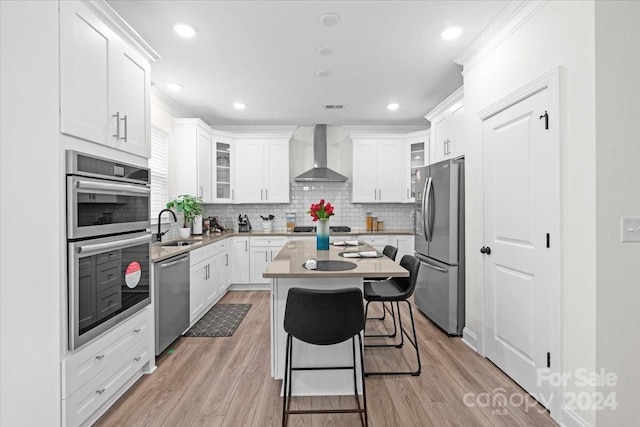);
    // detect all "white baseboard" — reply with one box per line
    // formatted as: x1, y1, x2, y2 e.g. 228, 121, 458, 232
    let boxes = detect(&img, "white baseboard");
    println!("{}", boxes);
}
228, 283, 270, 291
559, 405, 593, 427
462, 327, 478, 352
